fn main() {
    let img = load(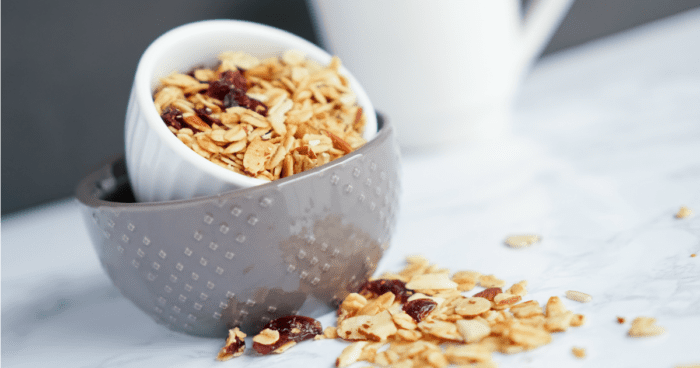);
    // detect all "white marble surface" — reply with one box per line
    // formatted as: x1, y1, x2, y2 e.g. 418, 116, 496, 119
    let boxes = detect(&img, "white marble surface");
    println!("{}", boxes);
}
3, 8, 700, 368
